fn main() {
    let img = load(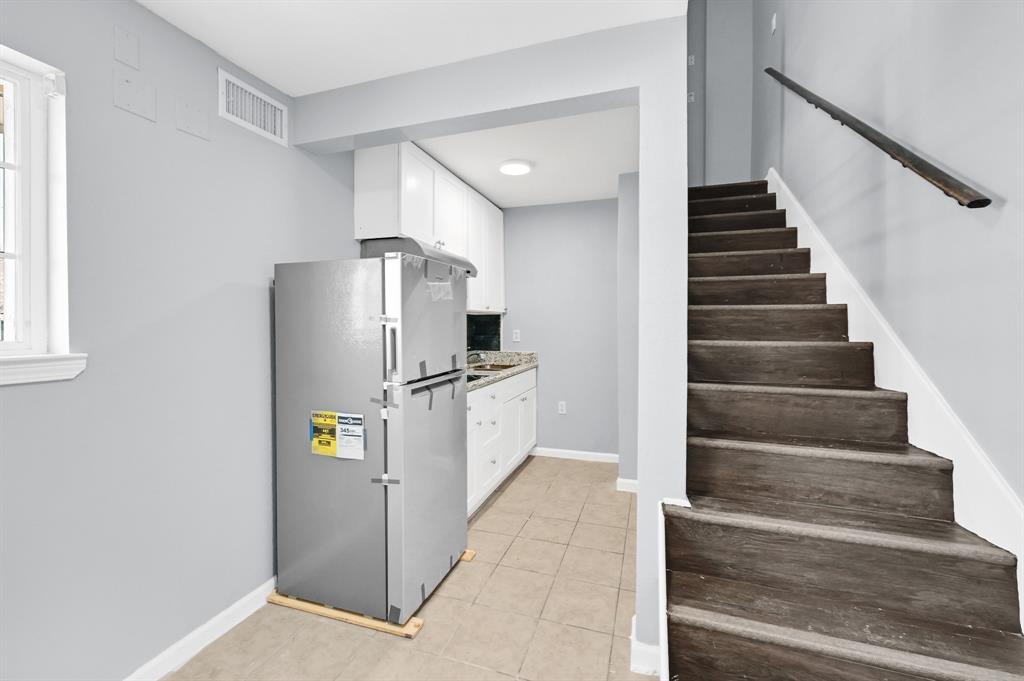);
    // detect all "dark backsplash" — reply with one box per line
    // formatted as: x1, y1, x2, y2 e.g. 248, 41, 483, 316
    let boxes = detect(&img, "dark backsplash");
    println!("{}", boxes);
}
467, 314, 501, 351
